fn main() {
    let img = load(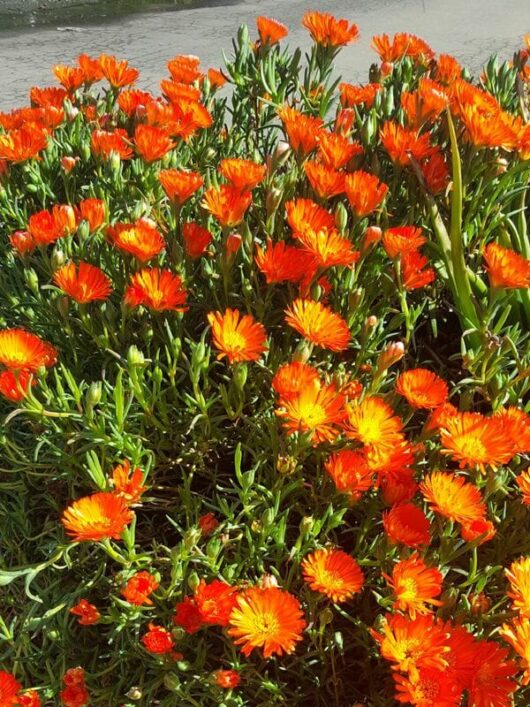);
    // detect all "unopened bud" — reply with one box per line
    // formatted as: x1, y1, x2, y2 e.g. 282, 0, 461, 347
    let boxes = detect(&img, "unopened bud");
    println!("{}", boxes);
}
320, 607, 334, 626
225, 232, 242, 254
377, 341, 405, 371
86, 381, 102, 409
469, 592, 490, 616
271, 140, 291, 170
260, 574, 279, 589
51, 249, 65, 270
127, 345, 145, 368
126, 687, 143, 701
380, 61, 394, 79
266, 187, 282, 217
334, 202, 348, 233
25, 268, 39, 296
362, 226, 382, 254
61, 156, 78, 173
